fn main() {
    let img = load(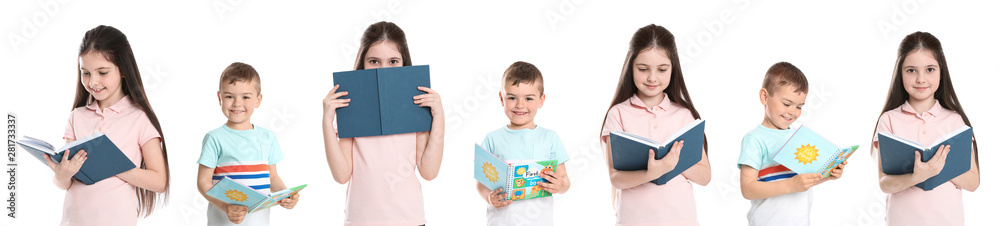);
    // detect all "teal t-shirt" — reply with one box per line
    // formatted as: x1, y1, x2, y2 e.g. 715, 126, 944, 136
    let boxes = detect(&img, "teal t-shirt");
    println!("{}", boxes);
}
481, 125, 570, 164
